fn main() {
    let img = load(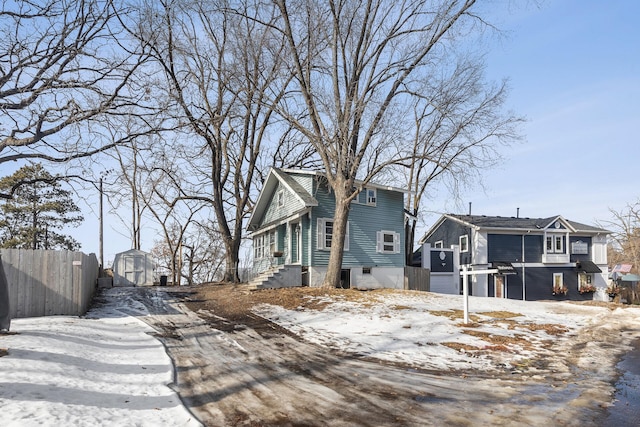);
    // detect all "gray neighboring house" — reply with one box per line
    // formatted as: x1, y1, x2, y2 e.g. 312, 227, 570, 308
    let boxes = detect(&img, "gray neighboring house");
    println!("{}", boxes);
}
419, 214, 610, 301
